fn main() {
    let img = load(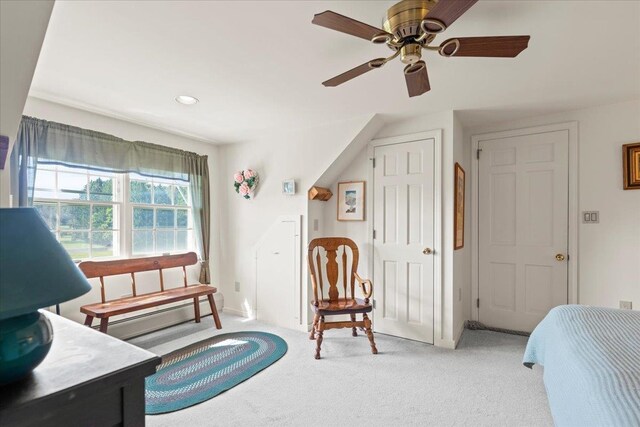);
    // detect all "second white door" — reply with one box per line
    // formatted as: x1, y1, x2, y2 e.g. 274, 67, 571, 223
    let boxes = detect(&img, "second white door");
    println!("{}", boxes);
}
373, 138, 435, 343
478, 130, 569, 333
